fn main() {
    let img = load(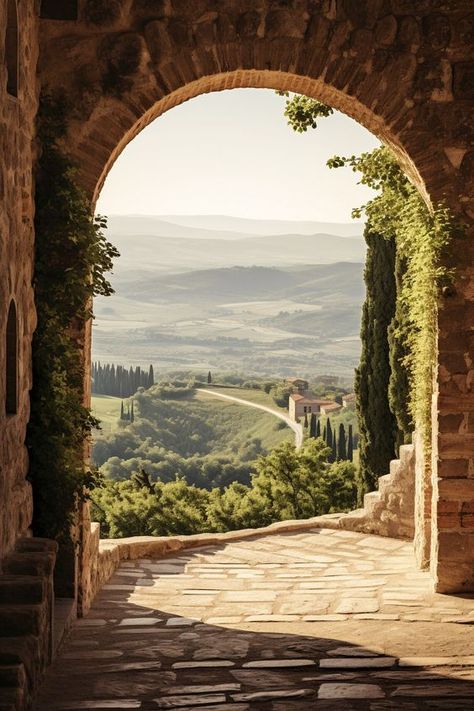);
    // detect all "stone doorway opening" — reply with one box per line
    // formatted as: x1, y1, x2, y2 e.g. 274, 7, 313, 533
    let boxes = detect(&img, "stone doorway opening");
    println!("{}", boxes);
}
37, 3, 474, 599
